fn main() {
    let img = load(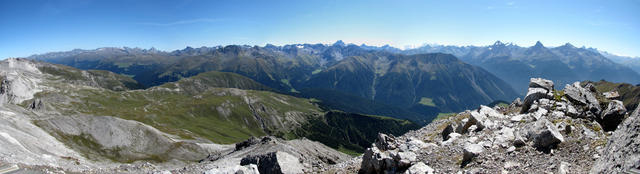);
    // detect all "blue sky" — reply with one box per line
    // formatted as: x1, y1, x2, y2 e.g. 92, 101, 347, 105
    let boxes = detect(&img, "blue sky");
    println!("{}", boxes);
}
1, 0, 638, 58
